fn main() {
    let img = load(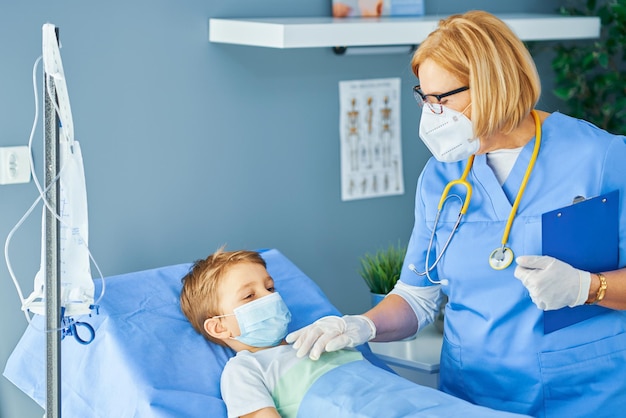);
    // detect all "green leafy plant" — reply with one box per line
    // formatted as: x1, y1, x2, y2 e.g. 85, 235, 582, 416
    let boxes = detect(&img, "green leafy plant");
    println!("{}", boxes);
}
552, 0, 626, 134
358, 242, 407, 295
